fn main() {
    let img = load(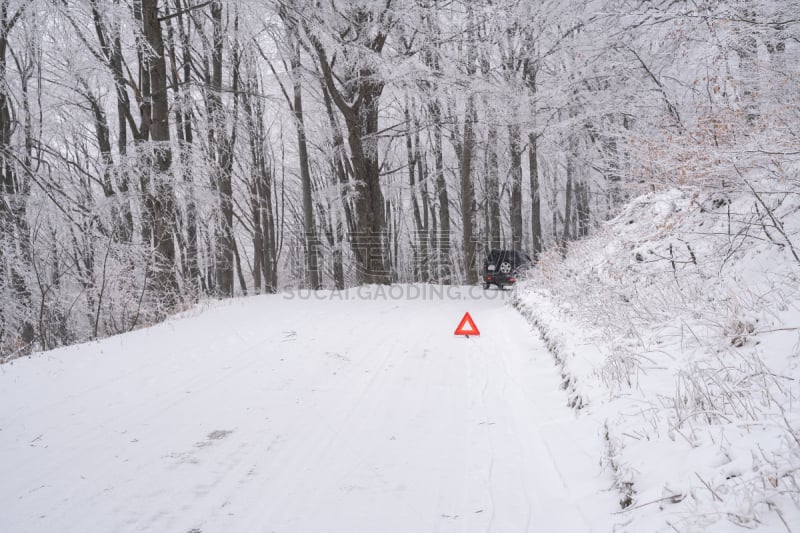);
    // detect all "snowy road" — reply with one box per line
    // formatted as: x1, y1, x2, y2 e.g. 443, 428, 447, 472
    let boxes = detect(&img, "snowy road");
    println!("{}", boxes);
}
0, 286, 615, 532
